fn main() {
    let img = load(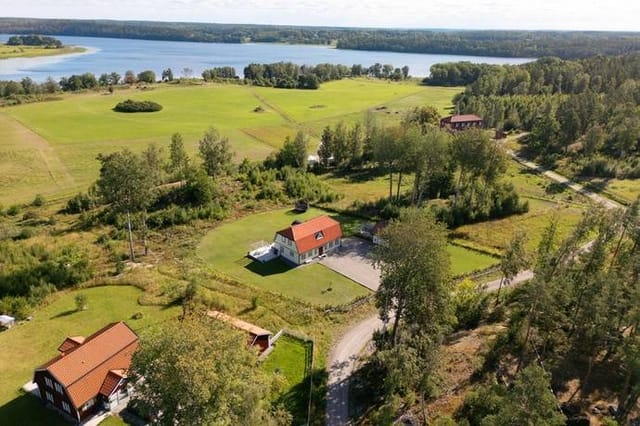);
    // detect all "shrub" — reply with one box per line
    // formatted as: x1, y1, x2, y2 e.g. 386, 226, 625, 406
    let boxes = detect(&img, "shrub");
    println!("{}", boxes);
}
74, 293, 87, 311
113, 99, 163, 113
65, 191, 98, 213
15, 227, 36, 240
32, 194, 45, 206
6, 205, 20, 216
